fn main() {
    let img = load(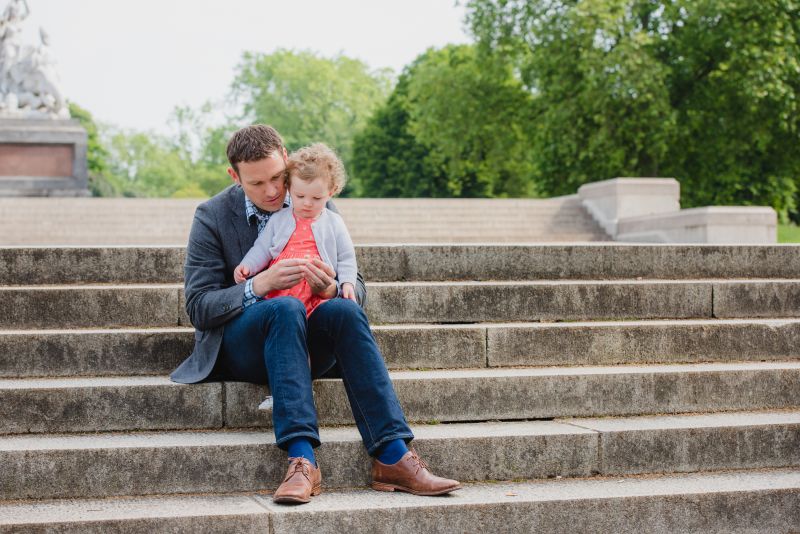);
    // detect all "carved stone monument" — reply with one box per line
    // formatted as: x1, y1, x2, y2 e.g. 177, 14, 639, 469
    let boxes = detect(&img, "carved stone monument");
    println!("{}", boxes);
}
0, 0, 88, 196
